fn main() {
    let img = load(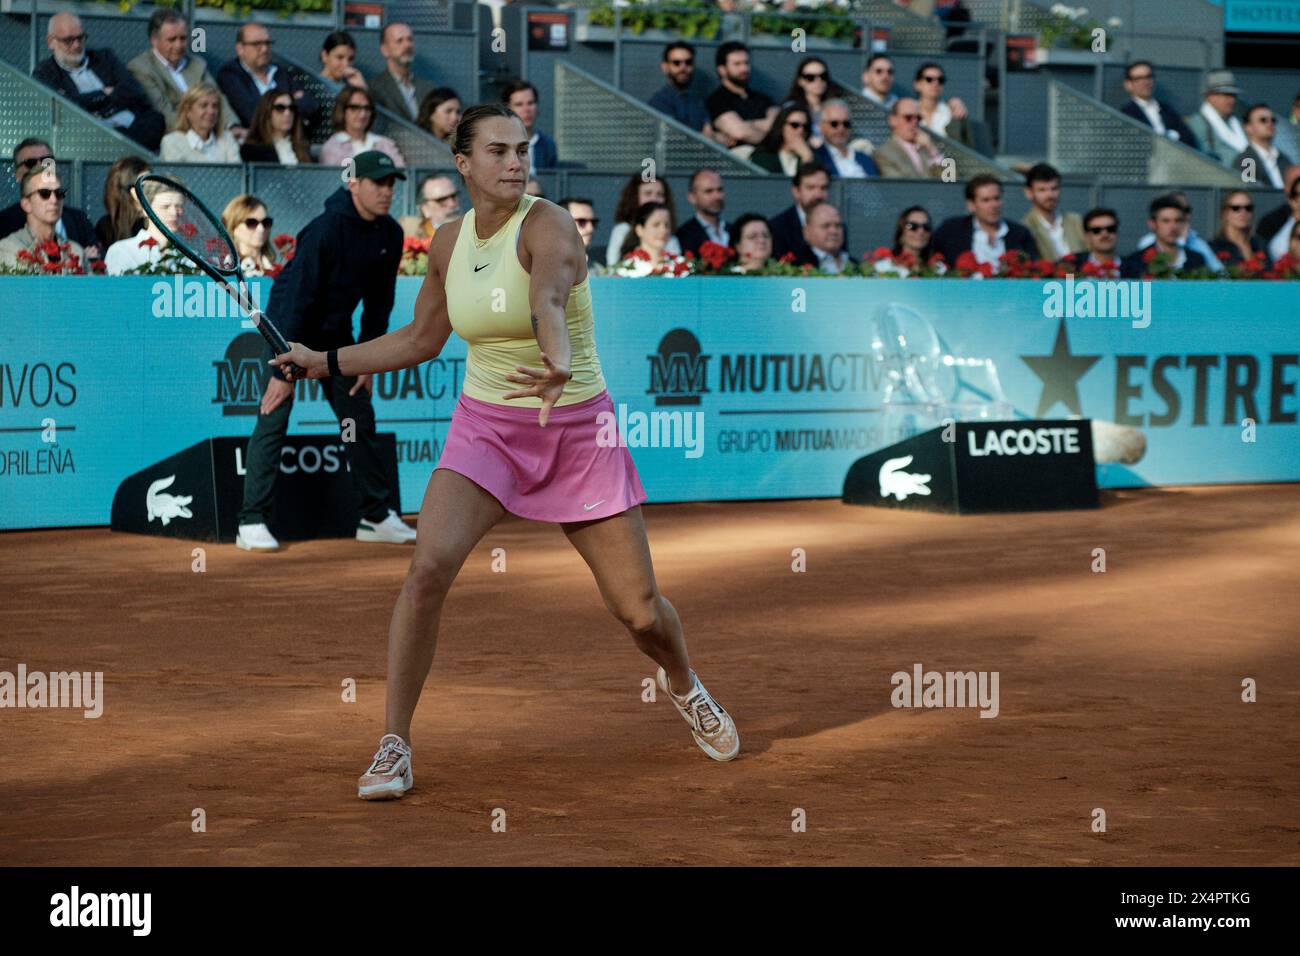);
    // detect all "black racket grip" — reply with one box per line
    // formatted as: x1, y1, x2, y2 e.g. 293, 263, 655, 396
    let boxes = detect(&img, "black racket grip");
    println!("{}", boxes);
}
249, 310, 304, 378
